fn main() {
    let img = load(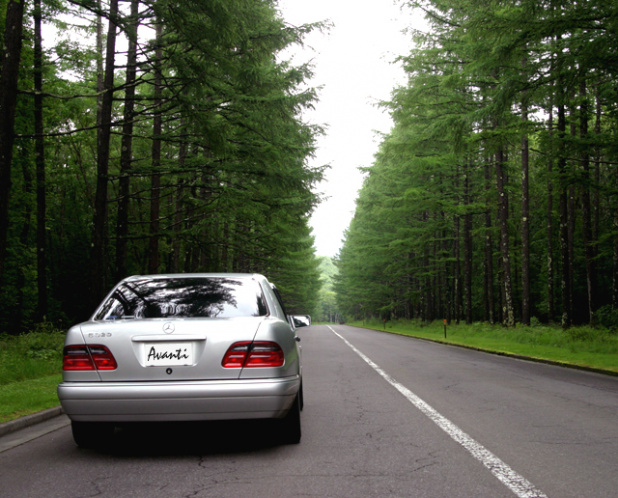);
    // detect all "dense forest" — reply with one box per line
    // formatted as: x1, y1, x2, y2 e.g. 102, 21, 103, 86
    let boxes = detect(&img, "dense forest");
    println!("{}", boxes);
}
336, 0, 618, 328
0, 0, 325, 332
